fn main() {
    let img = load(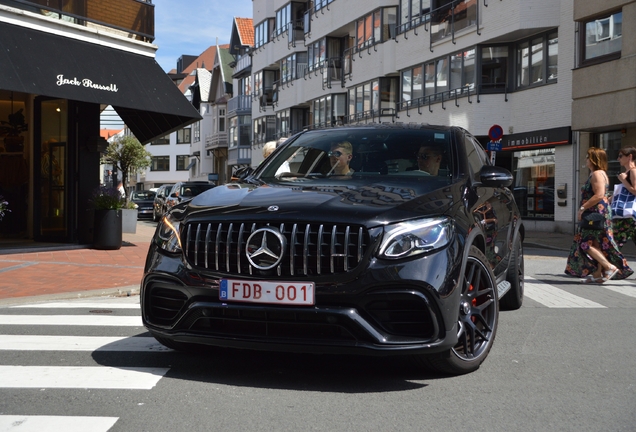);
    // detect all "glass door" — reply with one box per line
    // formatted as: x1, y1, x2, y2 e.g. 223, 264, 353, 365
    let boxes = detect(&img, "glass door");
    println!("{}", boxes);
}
37, 99, 68, 241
